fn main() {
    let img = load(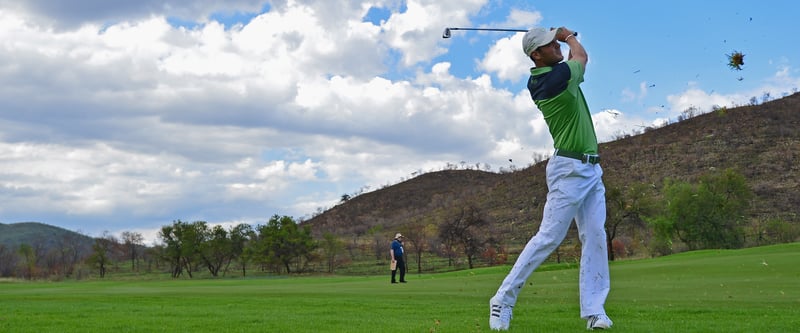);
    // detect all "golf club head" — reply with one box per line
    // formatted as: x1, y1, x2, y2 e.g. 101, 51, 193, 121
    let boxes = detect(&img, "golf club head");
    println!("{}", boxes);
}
442, 27, 451, 39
